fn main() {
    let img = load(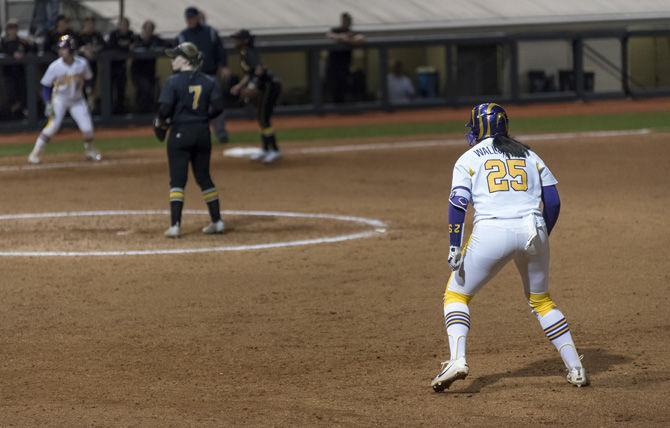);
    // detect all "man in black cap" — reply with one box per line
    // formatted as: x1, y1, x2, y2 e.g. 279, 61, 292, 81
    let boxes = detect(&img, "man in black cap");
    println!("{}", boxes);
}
176, 6, 229, 143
